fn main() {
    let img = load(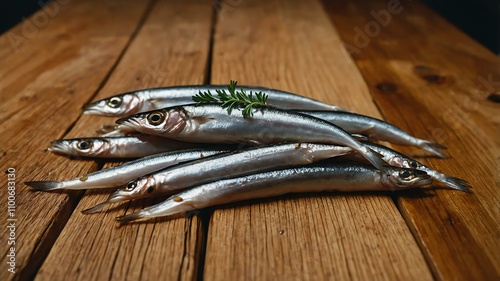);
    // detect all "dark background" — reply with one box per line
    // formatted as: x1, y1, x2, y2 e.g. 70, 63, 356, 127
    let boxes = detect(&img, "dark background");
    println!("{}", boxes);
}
1, 0, 499, 54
